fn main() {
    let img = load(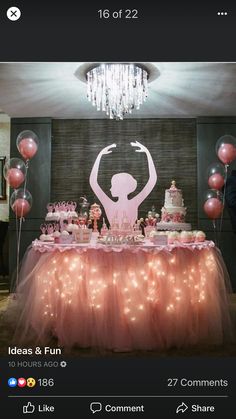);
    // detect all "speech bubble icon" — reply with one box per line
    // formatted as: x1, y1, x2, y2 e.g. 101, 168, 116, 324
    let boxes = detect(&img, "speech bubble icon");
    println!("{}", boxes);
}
90, 402, 102, 414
